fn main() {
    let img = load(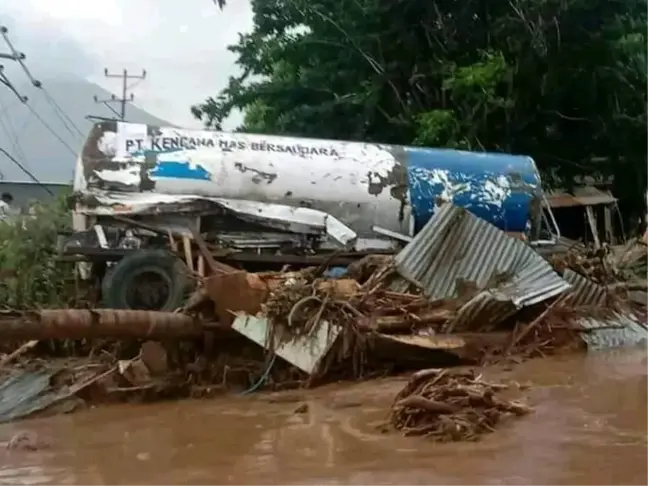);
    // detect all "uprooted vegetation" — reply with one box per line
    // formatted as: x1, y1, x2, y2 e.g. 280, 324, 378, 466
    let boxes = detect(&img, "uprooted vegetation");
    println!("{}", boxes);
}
387, 368, 532, 441
258, 272, 551, 383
